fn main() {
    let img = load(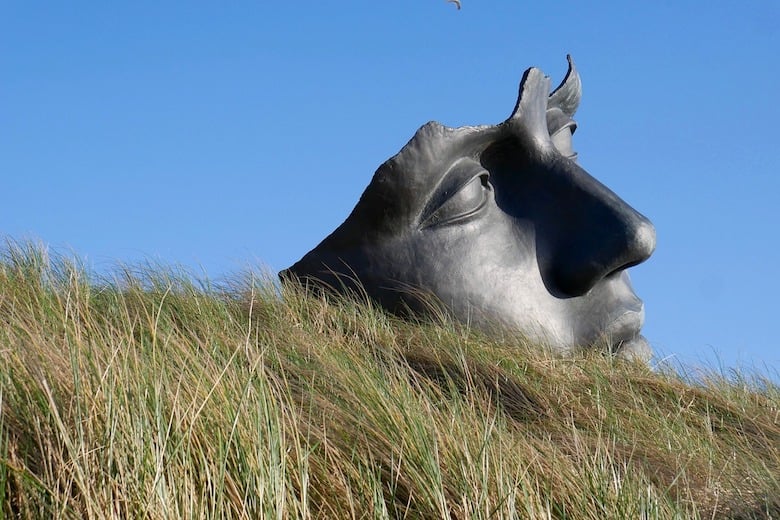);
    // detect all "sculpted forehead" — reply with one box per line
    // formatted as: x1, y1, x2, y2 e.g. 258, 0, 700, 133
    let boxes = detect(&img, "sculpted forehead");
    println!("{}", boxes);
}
355, 122, 499, 234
